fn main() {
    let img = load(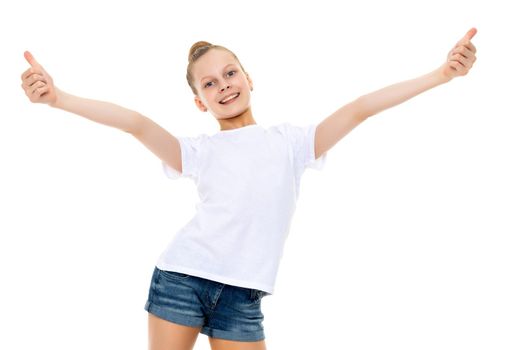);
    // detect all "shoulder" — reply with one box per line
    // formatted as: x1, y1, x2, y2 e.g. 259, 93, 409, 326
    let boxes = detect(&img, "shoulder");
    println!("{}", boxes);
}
269, 122, 315, 140
179, 133, 209, 146
268, 122, 295, 136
